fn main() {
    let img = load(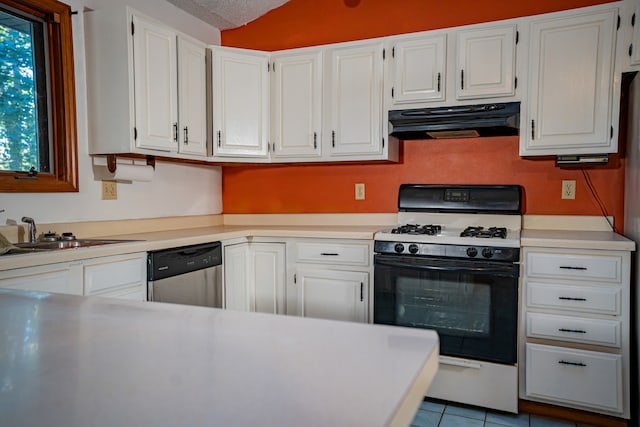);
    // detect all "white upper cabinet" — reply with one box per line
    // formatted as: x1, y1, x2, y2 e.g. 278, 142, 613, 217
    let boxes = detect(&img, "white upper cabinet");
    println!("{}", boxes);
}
178, 36, 208, 156
132, 15, 178, 152
323, 41, 385, 158
389, 34, 446, 105
270, 47, 323, 160
87, 9, 209, 159
456, 24, 517, 99
211, 46, 270, 159
521, 8, 618, 156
